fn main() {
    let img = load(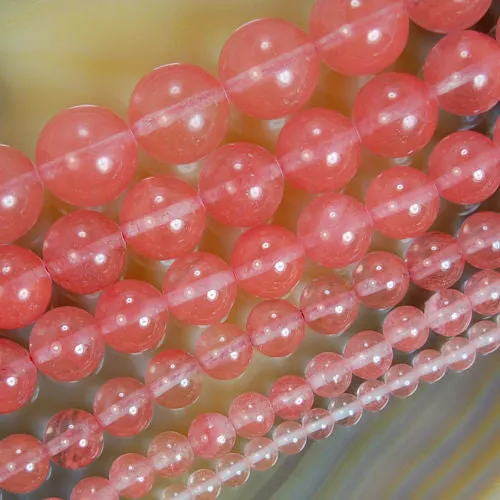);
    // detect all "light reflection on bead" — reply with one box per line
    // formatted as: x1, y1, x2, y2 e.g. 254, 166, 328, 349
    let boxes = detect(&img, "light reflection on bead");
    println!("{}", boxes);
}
305, 352, 352, 398
244, 437, 278, 471
269, 375, 314, 420
357, 379, 390, 412
464, 270, 500, 316
187, 468, 221, 500
109, 453, 155, 500
328, 393, 363, 427
273, 421, 307, 455
228, 392, 275, 438
441, 337, 476, 372
467, 320, 500, 355
382, 306, 429, 353
385, 363, 418, 398
302, 408, 335, 440
412, 349, 447, 383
